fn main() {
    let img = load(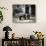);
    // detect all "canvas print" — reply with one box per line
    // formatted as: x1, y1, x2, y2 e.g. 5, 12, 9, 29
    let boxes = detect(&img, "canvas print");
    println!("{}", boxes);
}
13, 5, 36, 23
